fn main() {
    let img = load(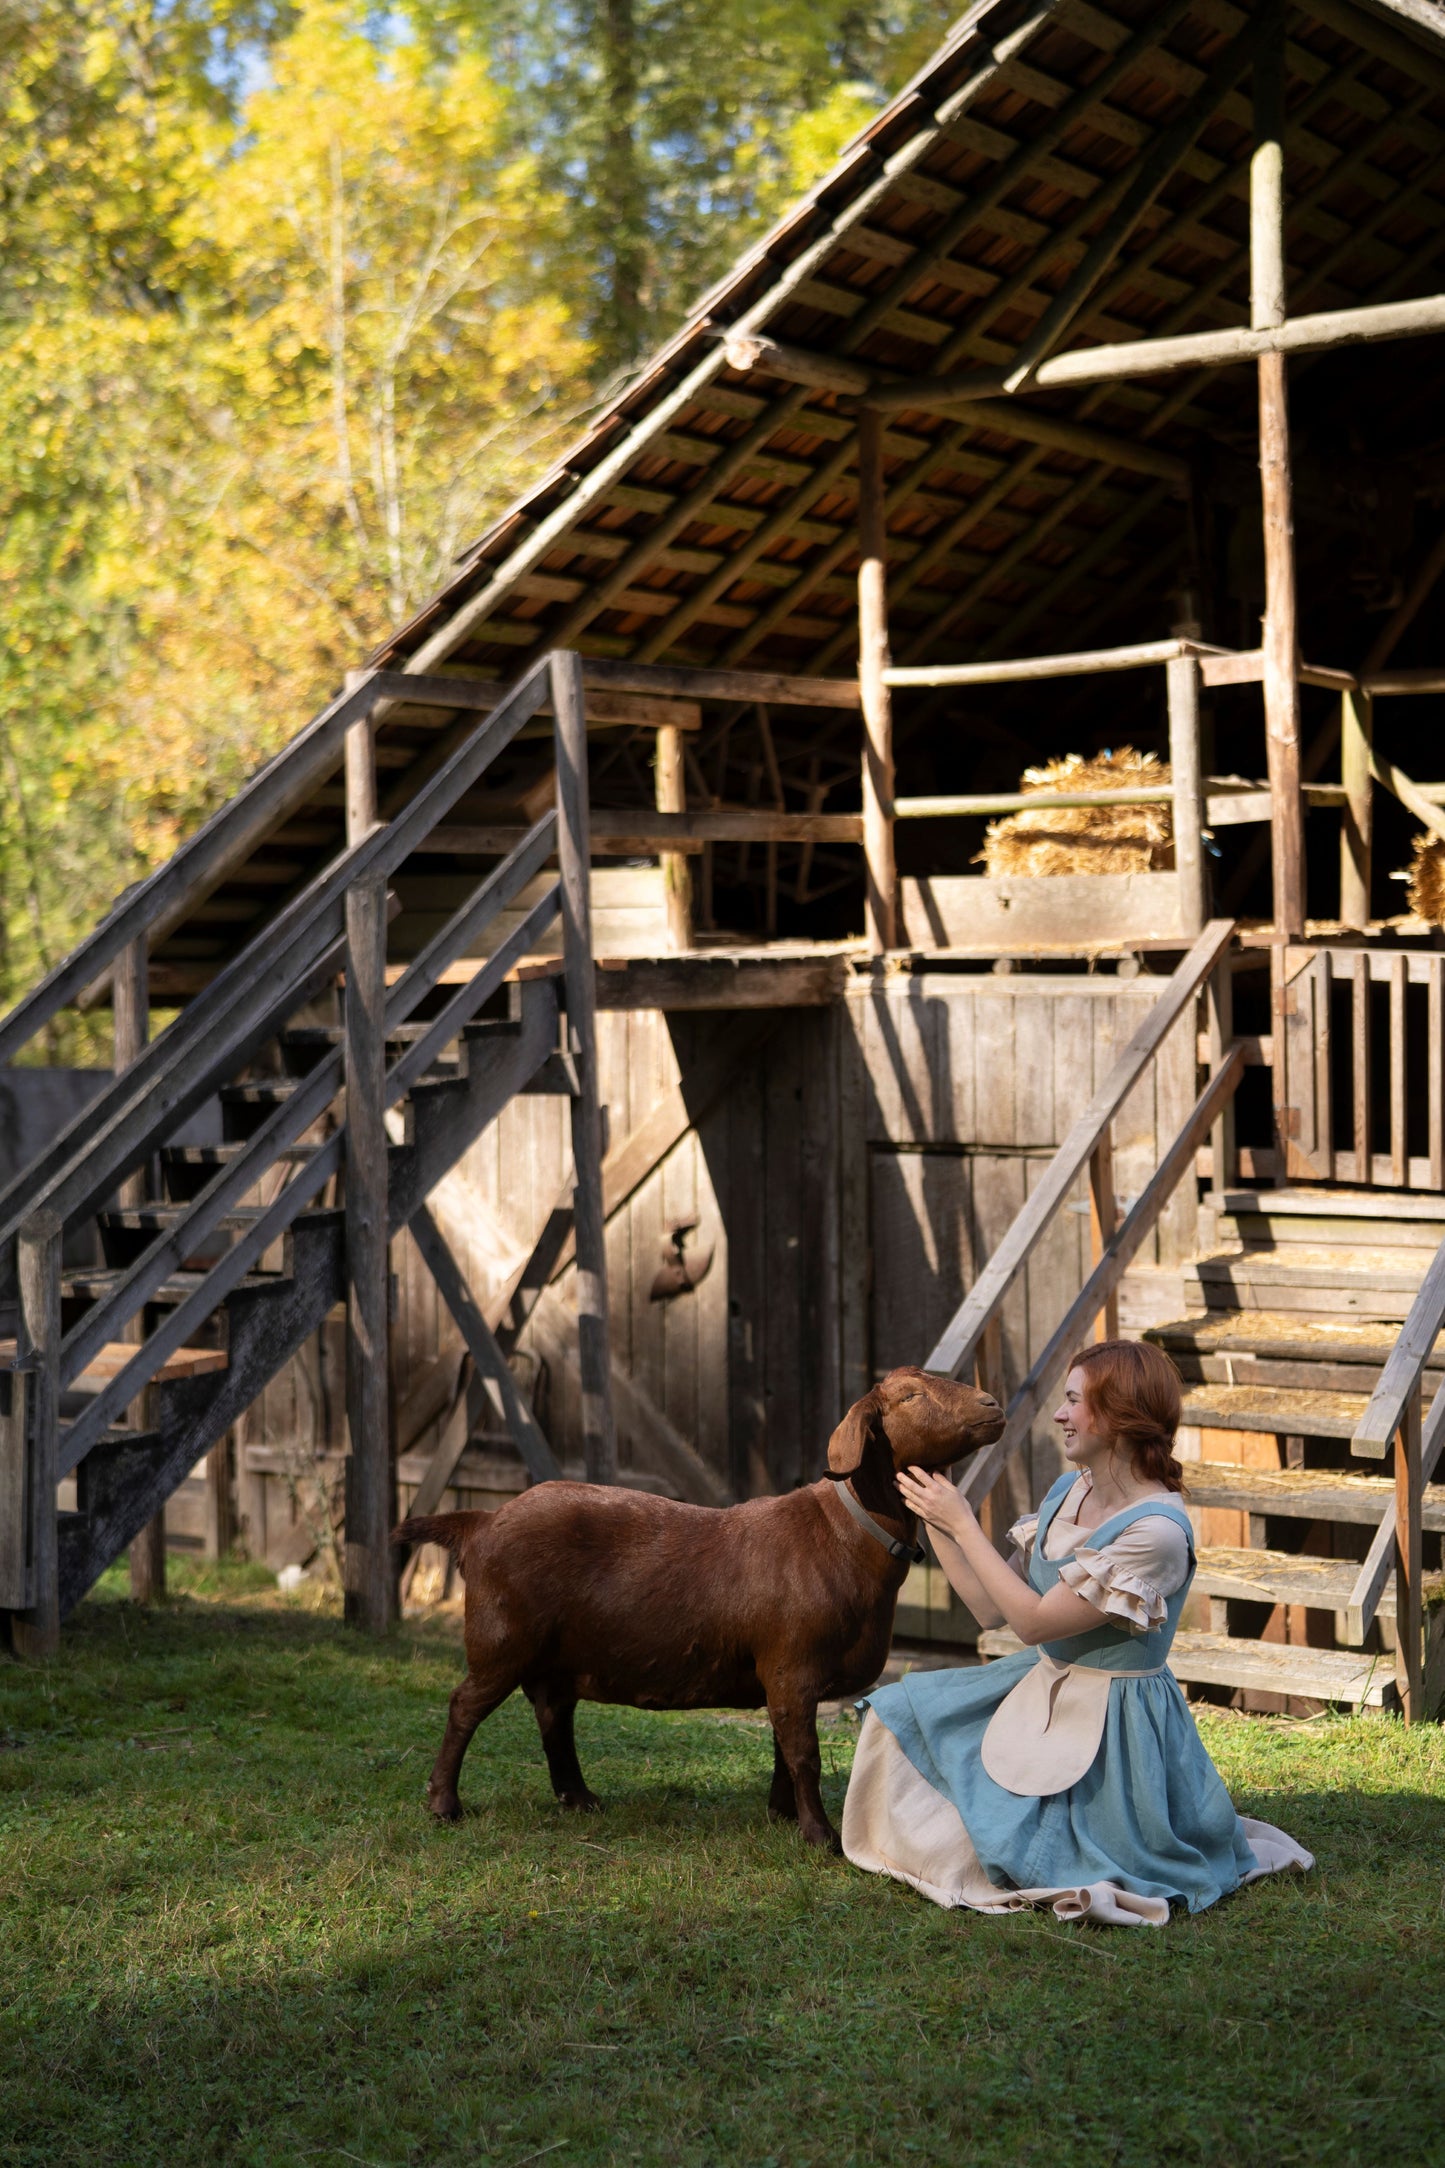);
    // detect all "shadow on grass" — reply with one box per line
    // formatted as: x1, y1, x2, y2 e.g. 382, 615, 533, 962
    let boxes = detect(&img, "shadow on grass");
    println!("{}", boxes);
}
3, 1584, 1445, 2167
